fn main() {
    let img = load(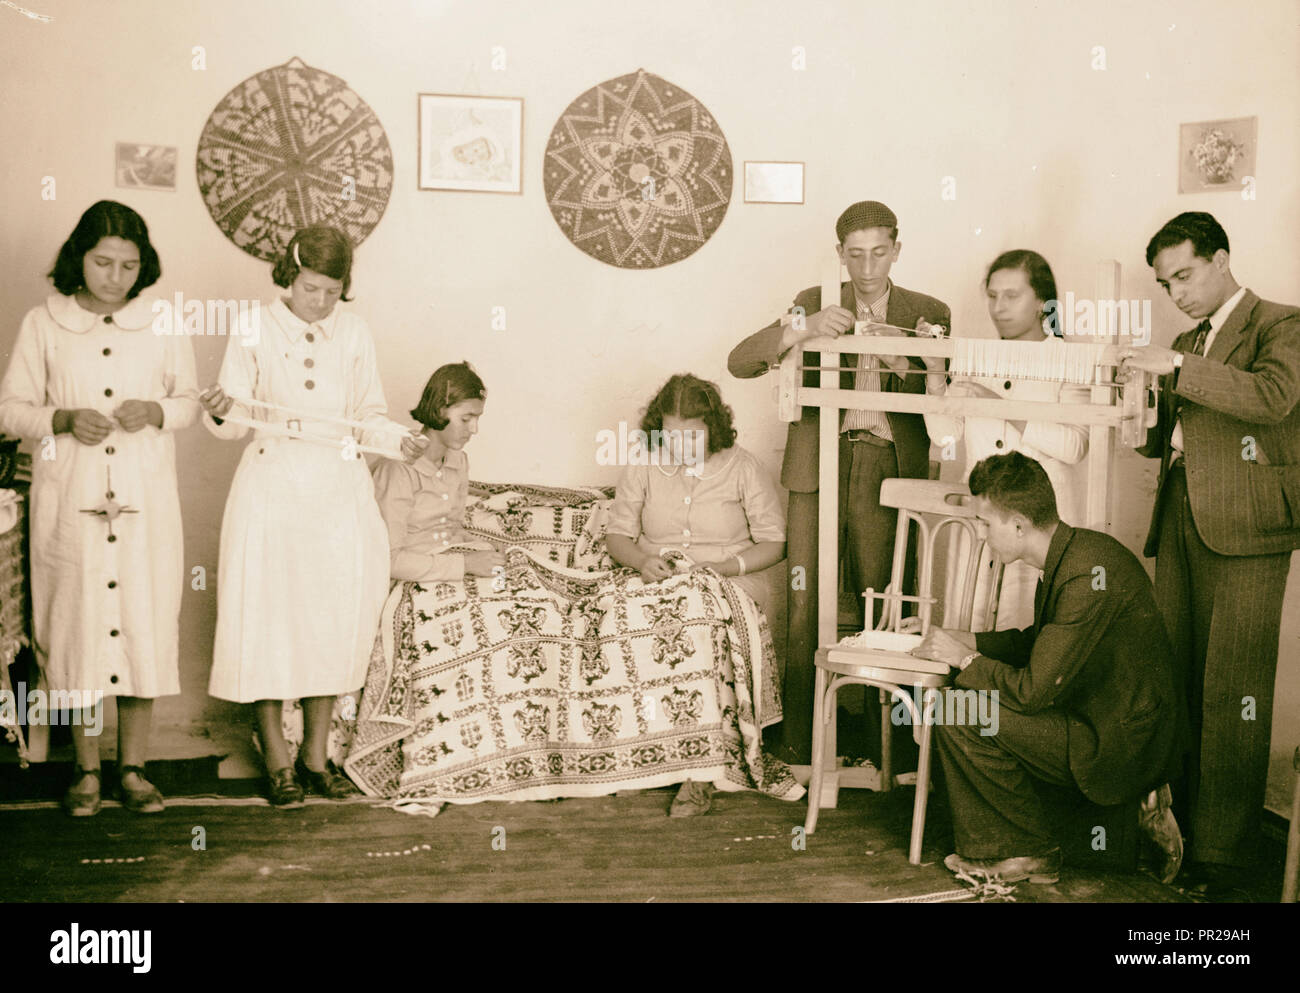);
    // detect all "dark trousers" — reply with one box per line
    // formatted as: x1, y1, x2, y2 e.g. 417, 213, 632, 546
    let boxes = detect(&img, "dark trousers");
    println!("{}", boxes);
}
1155, 465, 1290, 866
935, 703, 1074, 859
778, 435, 917, 764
